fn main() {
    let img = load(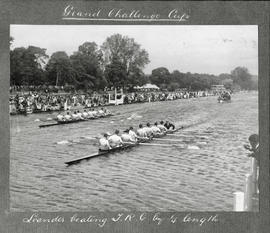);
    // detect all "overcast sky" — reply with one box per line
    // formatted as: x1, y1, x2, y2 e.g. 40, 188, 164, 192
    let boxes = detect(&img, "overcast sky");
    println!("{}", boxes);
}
10, 25, 258, 75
